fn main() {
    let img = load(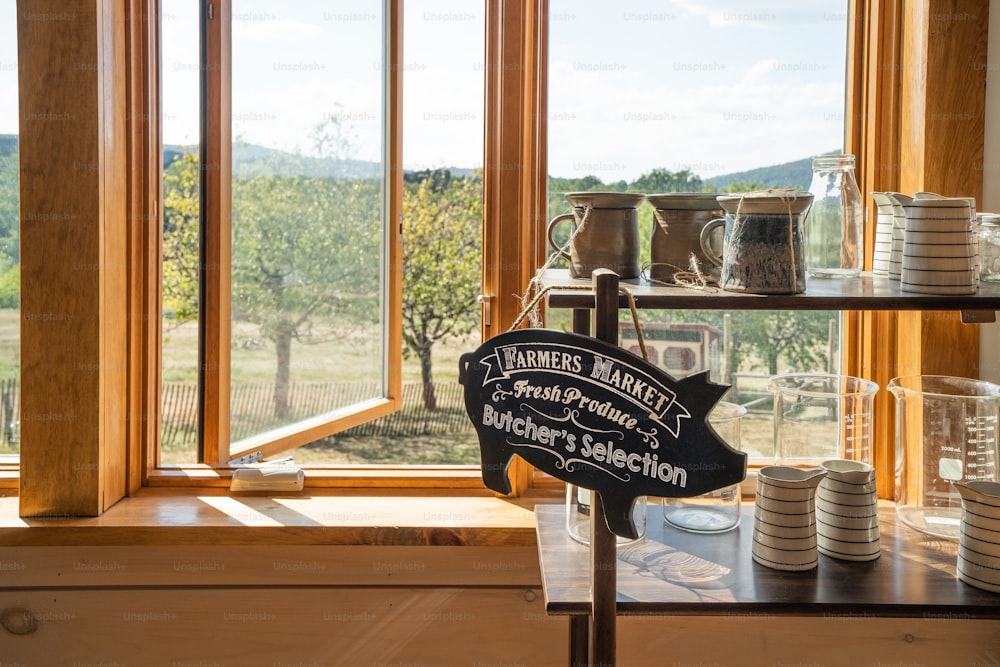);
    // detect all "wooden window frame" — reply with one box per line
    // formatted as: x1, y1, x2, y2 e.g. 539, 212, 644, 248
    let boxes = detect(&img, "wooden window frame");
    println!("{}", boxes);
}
843, 0, 986, 496
192, 0, 404, 469
10, 0, 988, 514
